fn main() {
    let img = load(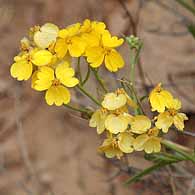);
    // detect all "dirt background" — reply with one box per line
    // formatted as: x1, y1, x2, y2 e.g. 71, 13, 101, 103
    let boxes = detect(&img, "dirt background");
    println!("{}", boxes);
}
0, 0, 195, 195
